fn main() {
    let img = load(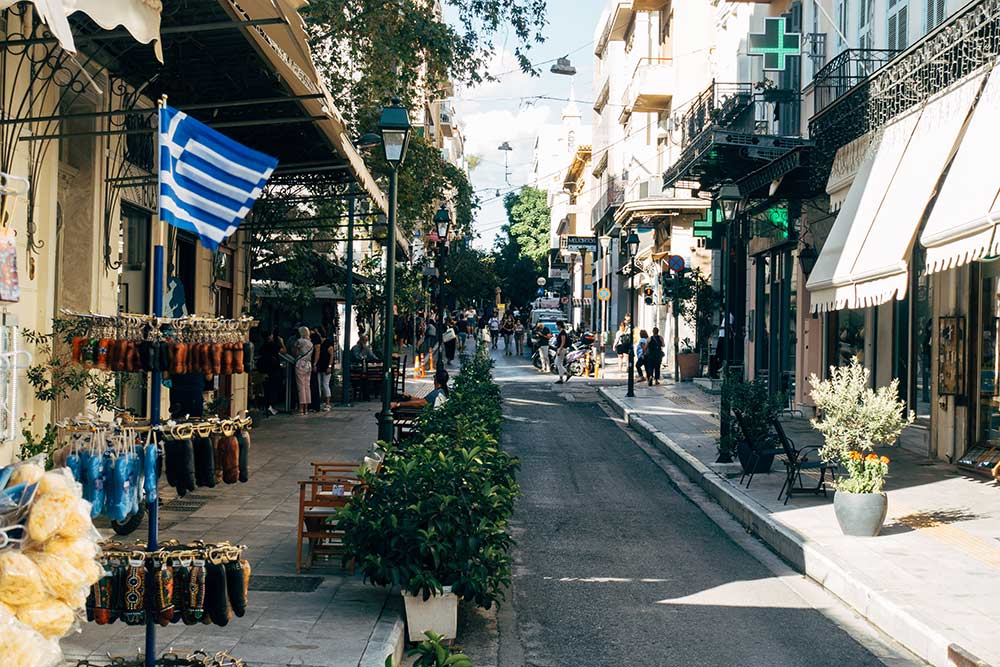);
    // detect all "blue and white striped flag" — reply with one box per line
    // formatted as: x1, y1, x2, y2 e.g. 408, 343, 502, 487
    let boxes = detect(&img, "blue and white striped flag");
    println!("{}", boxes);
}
159, 104, 278, 251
